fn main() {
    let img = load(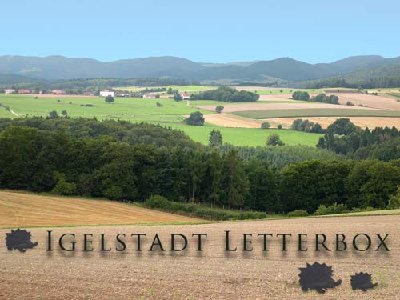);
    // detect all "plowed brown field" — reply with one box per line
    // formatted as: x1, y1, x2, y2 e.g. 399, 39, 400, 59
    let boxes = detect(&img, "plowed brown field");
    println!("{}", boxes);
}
0, 214, 399, 299
263, 117, 400, 129
336, 93, 400, 110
